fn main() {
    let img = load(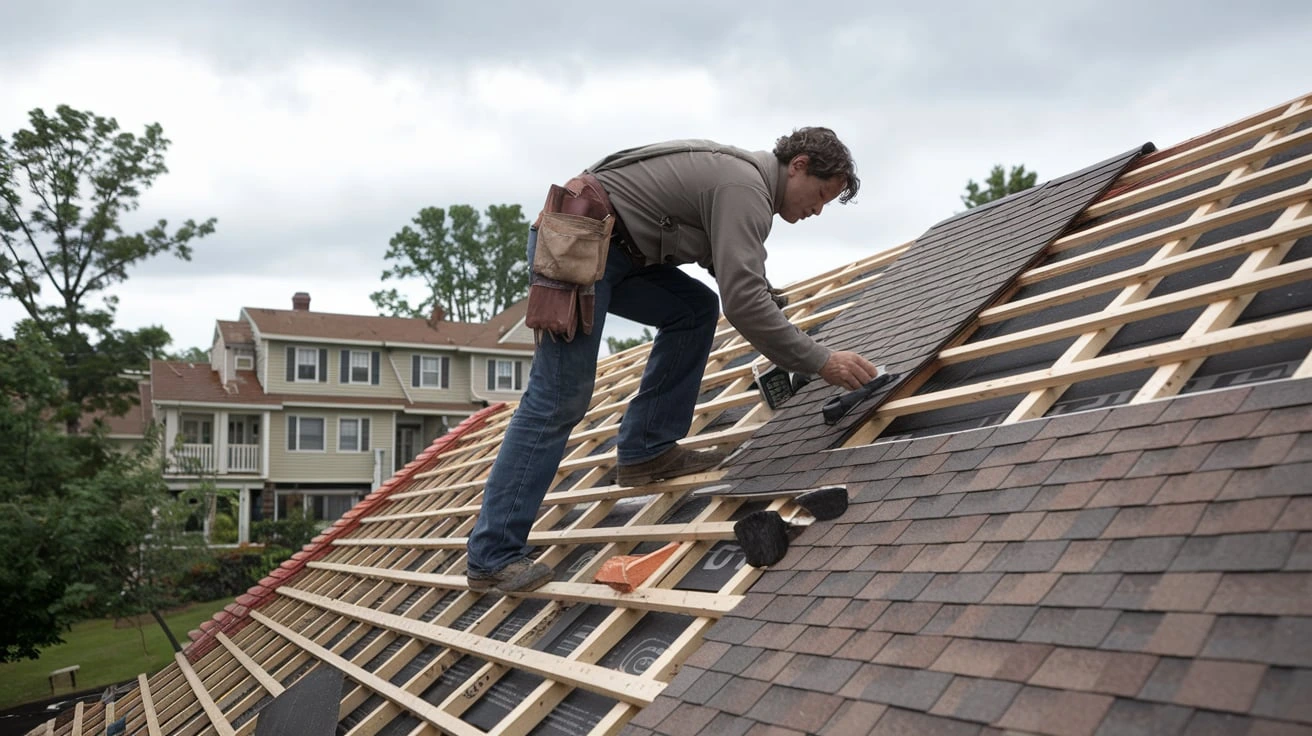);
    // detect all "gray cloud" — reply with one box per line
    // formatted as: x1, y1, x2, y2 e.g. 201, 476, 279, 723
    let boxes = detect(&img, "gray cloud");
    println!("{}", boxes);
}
3, 0, 1311, 352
